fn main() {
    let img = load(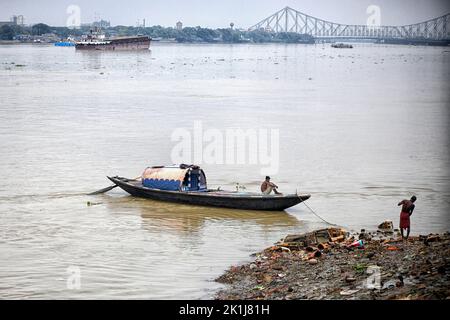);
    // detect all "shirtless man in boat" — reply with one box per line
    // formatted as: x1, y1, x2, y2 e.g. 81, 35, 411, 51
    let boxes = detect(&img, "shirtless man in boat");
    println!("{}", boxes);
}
398, 195, 417, 241
261, 176, 282, 195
